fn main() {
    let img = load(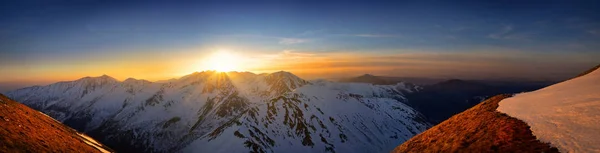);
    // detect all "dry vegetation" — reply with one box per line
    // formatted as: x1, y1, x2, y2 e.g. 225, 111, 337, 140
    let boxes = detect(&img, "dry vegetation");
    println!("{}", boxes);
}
0, 94, 111, 153
393, 94, 559, 153
574, 64, 600, 78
